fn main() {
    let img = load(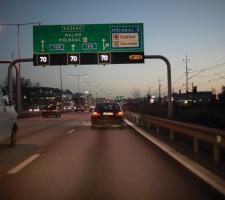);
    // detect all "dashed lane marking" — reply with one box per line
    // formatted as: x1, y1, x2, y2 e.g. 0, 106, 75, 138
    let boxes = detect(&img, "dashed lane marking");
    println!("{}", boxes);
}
82, 121, 91, 126
67, 129, 75, 134
8, 154, 40, 174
